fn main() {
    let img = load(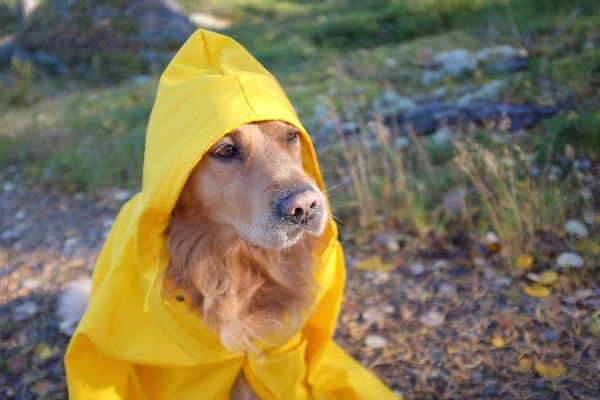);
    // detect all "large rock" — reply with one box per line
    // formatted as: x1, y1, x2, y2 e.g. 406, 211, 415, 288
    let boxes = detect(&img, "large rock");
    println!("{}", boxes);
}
12, 0, 196, 77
